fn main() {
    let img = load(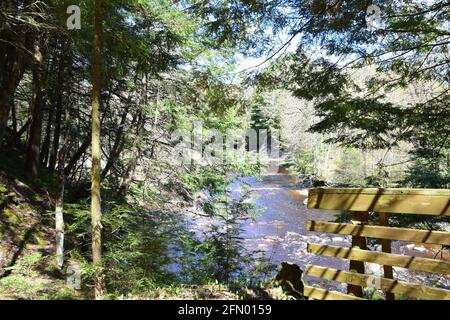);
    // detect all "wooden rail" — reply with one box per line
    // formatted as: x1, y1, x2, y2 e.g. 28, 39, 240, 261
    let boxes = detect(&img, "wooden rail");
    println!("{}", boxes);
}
306, 221, 450, 246
308, 188, 450, 216
304, 188, 450, 300
305, 265, 450, 300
